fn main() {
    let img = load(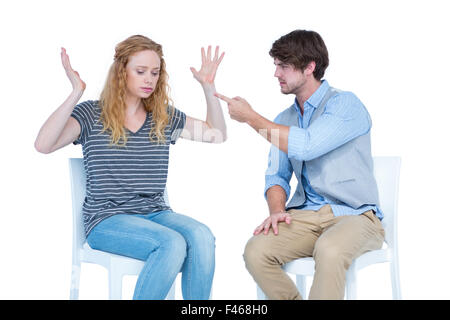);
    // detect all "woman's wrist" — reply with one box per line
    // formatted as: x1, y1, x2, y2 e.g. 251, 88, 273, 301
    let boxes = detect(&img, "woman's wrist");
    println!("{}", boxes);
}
201, 82, 216, 92
67, 89, 84, 107
71, 87, 85, 98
